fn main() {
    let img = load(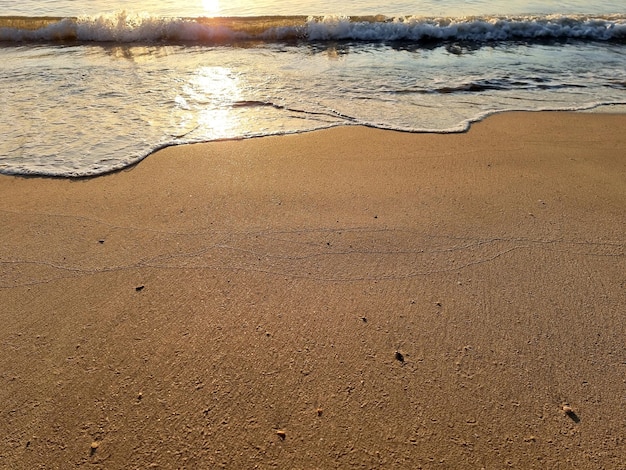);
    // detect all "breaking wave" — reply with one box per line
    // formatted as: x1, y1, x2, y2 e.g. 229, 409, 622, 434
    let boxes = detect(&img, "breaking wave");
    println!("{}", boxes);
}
1, 12, 625, 44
